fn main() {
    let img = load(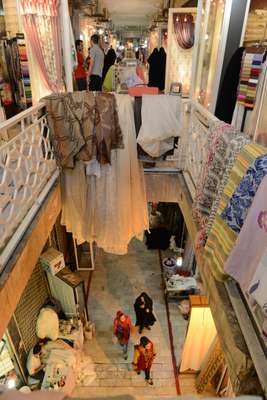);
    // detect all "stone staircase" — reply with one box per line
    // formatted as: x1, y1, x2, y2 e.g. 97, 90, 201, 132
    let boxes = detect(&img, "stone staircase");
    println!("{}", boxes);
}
72, 361, 177, 398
